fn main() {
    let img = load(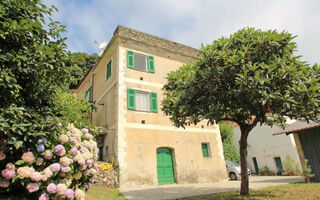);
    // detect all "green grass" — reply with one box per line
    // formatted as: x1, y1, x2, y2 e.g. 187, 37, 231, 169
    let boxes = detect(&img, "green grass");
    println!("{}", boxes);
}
177, 183, 320, 200
85, 185, 126, 200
